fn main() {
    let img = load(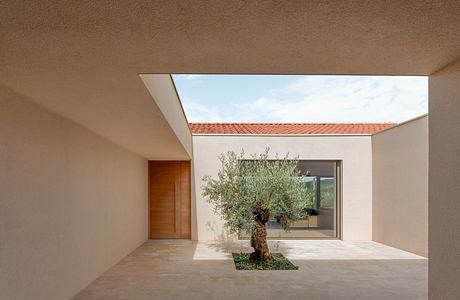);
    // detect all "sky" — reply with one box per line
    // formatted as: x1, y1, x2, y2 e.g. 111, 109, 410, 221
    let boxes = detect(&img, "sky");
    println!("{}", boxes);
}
172, 74, 428, 123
